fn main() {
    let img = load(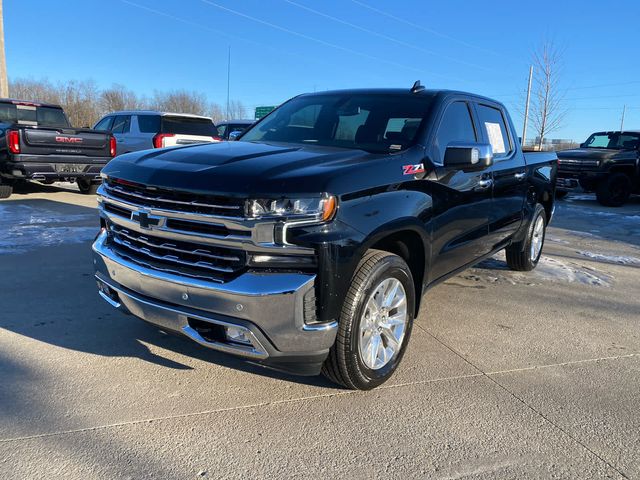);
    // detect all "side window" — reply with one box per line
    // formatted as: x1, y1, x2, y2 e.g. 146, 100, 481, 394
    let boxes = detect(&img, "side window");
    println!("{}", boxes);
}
94, 116, 113, 131
137, 115, 161, 133
434, 102, 477, 163
111, 115, 131, 134
476, 104, 512, 158
217, 124, 228, 138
